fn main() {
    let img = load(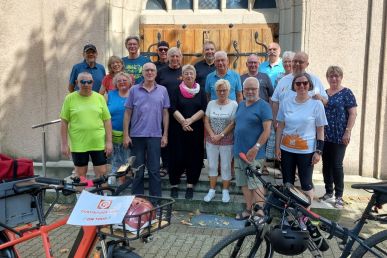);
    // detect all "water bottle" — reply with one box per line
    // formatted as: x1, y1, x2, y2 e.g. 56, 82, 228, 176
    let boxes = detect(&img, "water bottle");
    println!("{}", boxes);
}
306, 220, 329, 251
